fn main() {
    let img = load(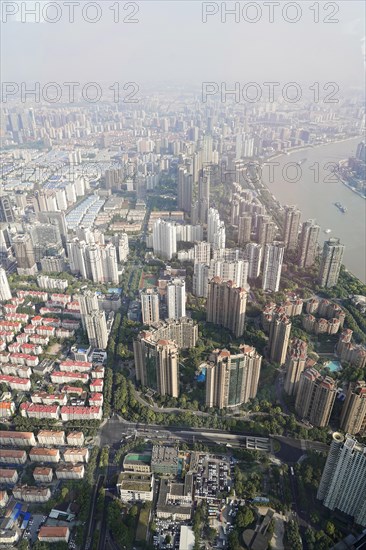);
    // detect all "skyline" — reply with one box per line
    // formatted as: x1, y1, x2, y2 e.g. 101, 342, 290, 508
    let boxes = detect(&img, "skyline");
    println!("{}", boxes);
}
1, 1, 365, 88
